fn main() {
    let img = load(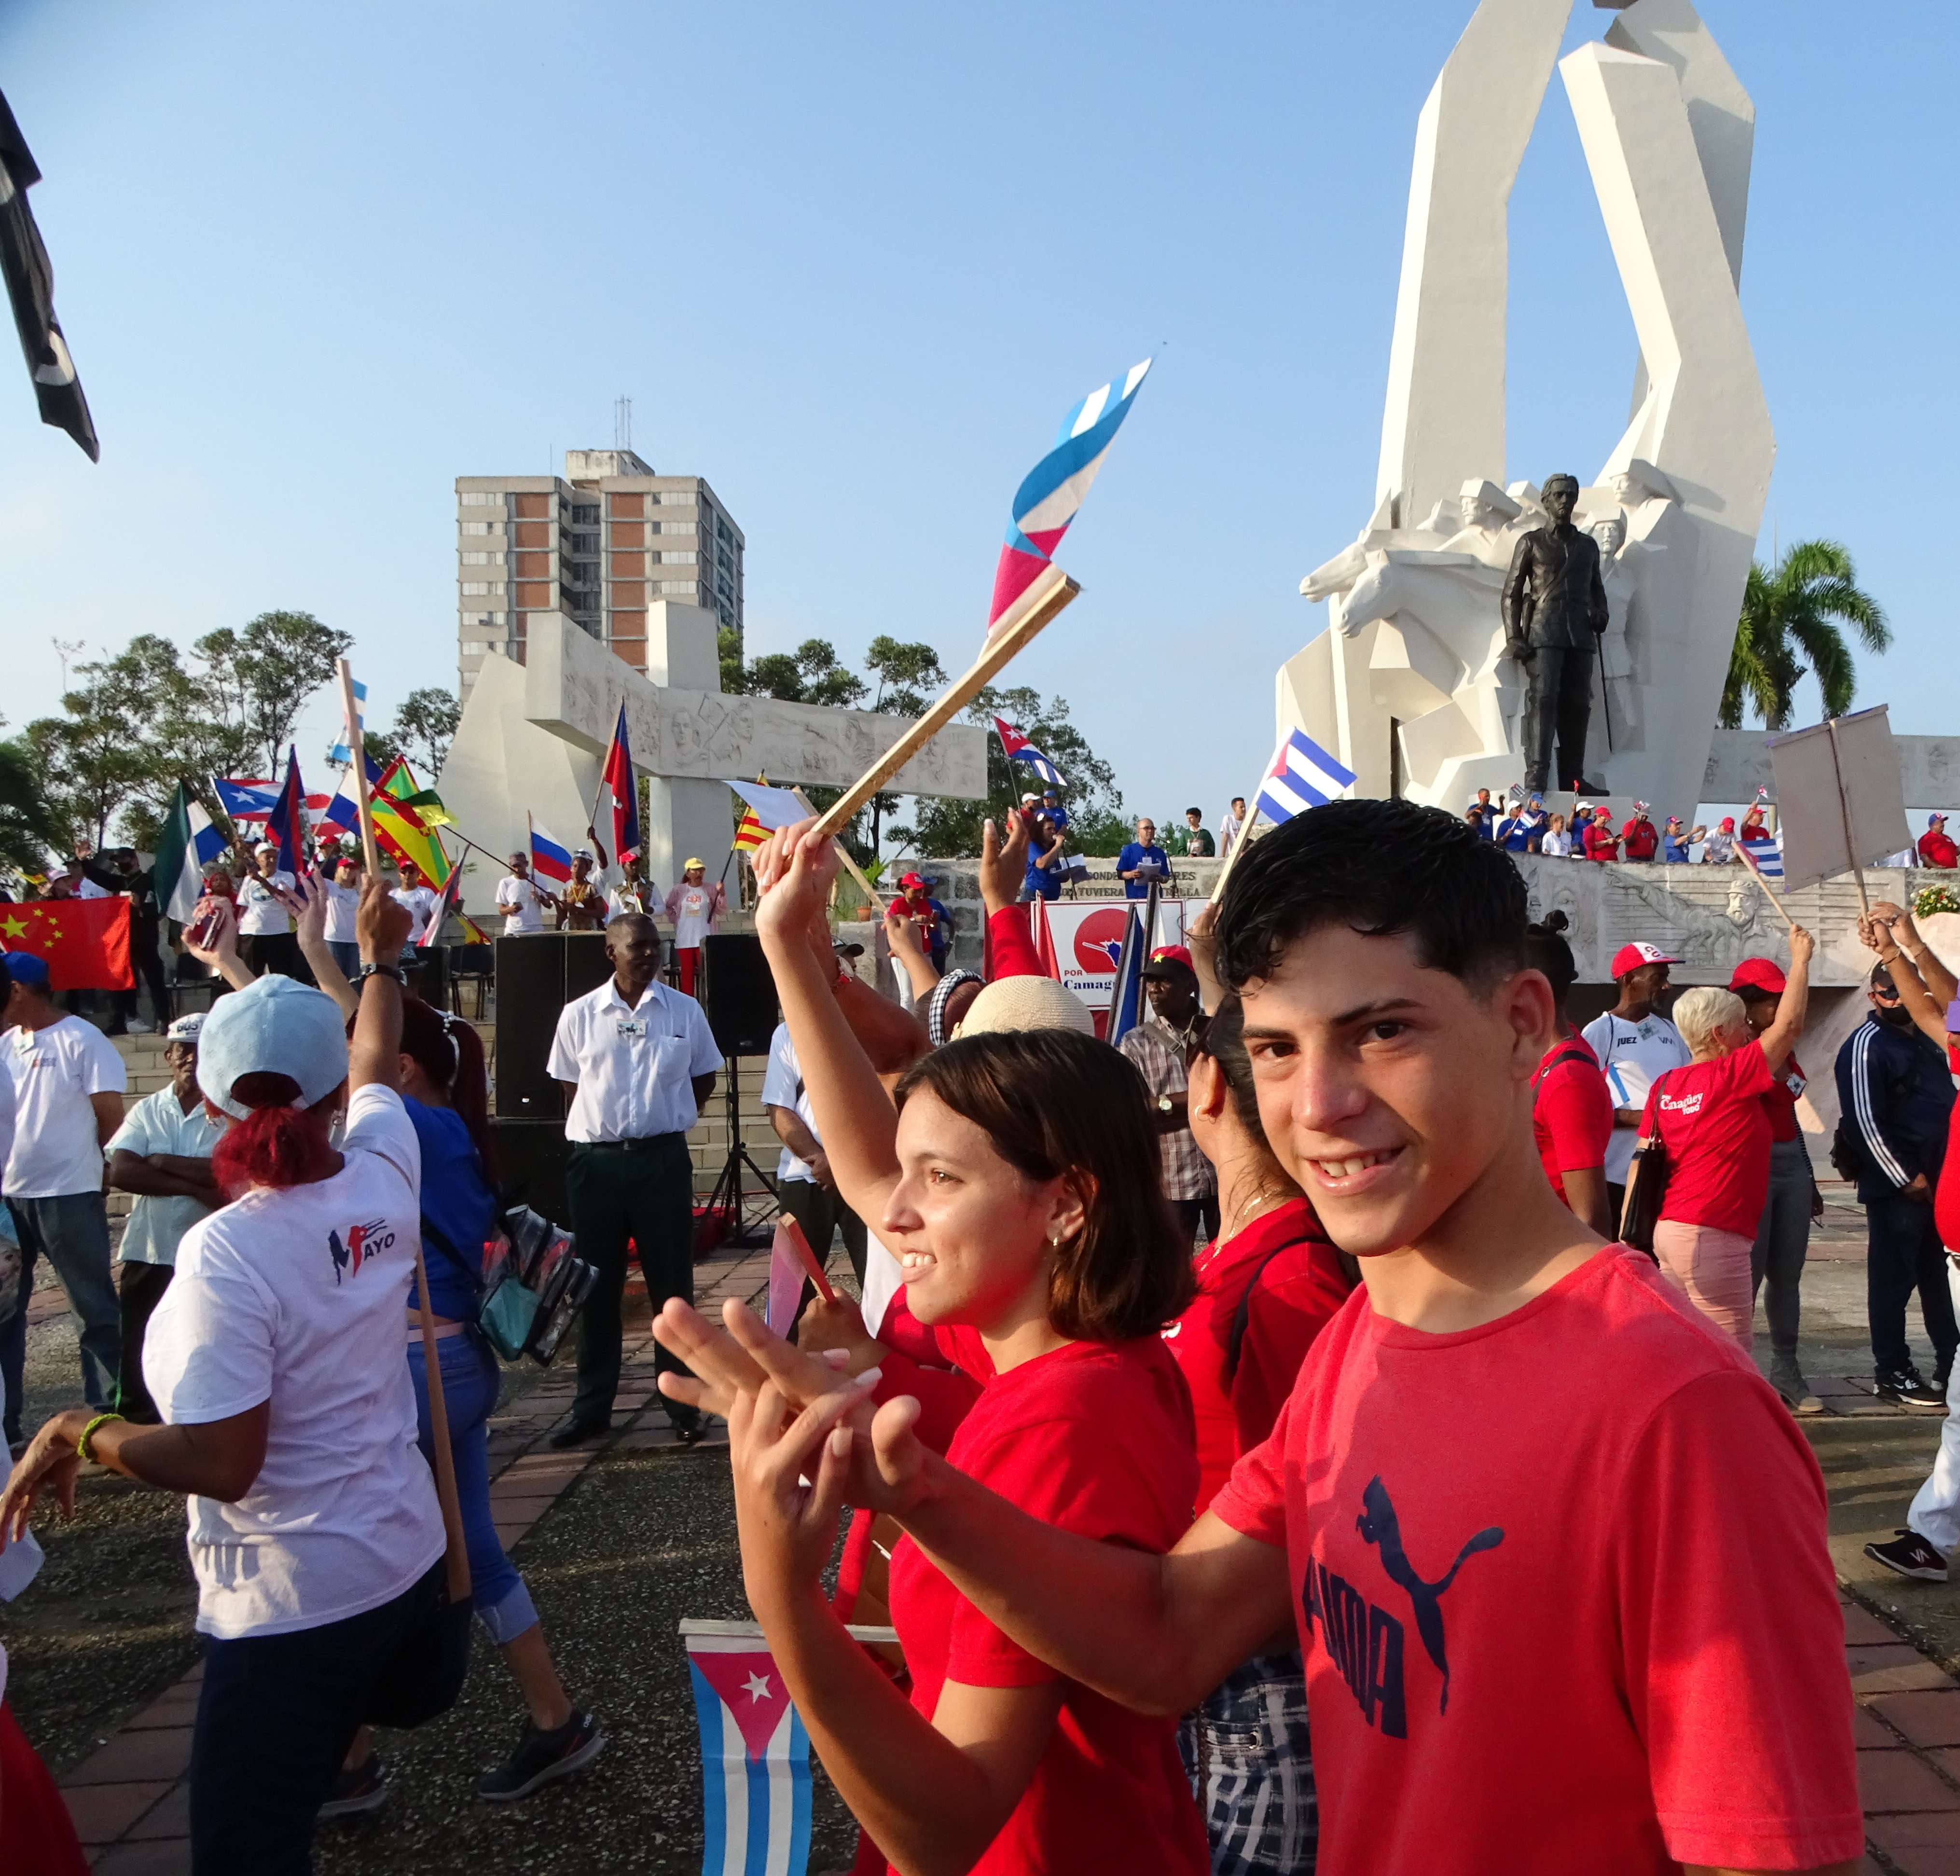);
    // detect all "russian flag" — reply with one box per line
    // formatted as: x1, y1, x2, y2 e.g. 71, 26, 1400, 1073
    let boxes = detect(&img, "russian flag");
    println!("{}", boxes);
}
528, 814, 574, 885
988, 359, 1151, 631
1254, 730, 1357, 827
994, 718, 1064, 789
601, 702, 640, 867
682, 1623, 813, 1876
